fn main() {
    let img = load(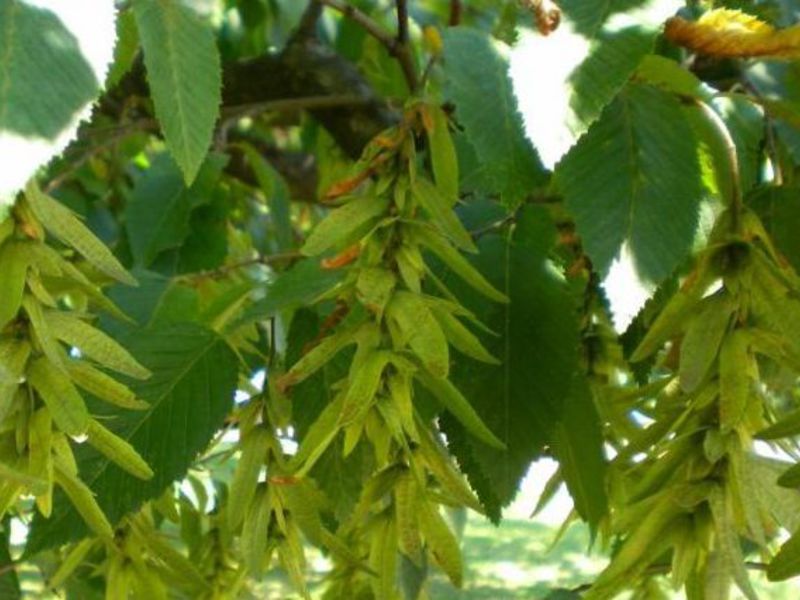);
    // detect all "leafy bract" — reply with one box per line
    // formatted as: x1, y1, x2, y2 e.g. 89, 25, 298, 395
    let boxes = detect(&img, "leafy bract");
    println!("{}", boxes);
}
26, 324, 238, 554
133, 0, 222, 185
